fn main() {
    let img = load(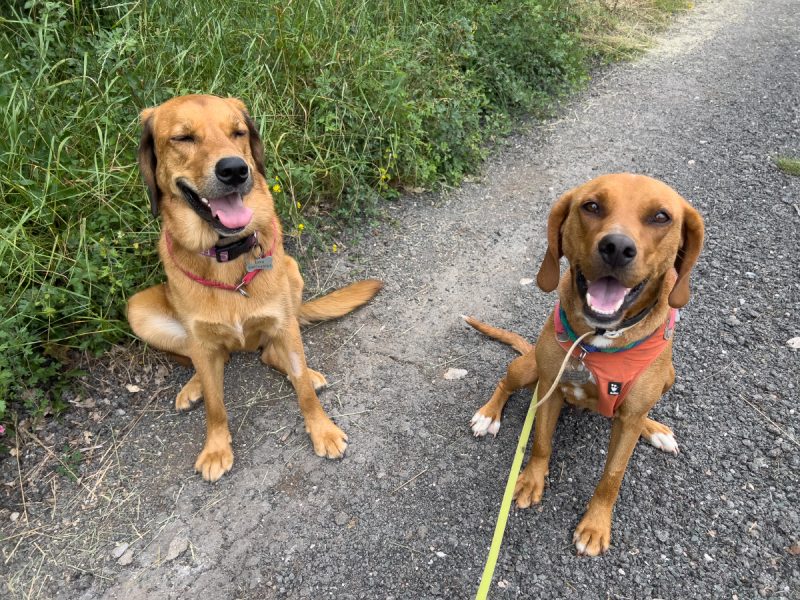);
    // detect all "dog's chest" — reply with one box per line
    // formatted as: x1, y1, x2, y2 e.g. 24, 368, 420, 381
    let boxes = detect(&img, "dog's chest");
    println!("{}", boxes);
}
558, 359, 599, 410
190, 302, 286, 351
